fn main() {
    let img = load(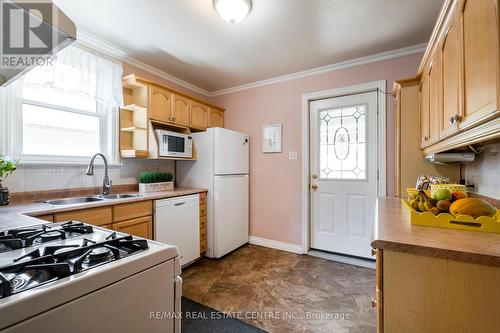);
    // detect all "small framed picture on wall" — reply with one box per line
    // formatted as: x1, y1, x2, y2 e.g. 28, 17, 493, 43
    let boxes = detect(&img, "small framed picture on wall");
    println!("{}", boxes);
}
262, 123, 282, 153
